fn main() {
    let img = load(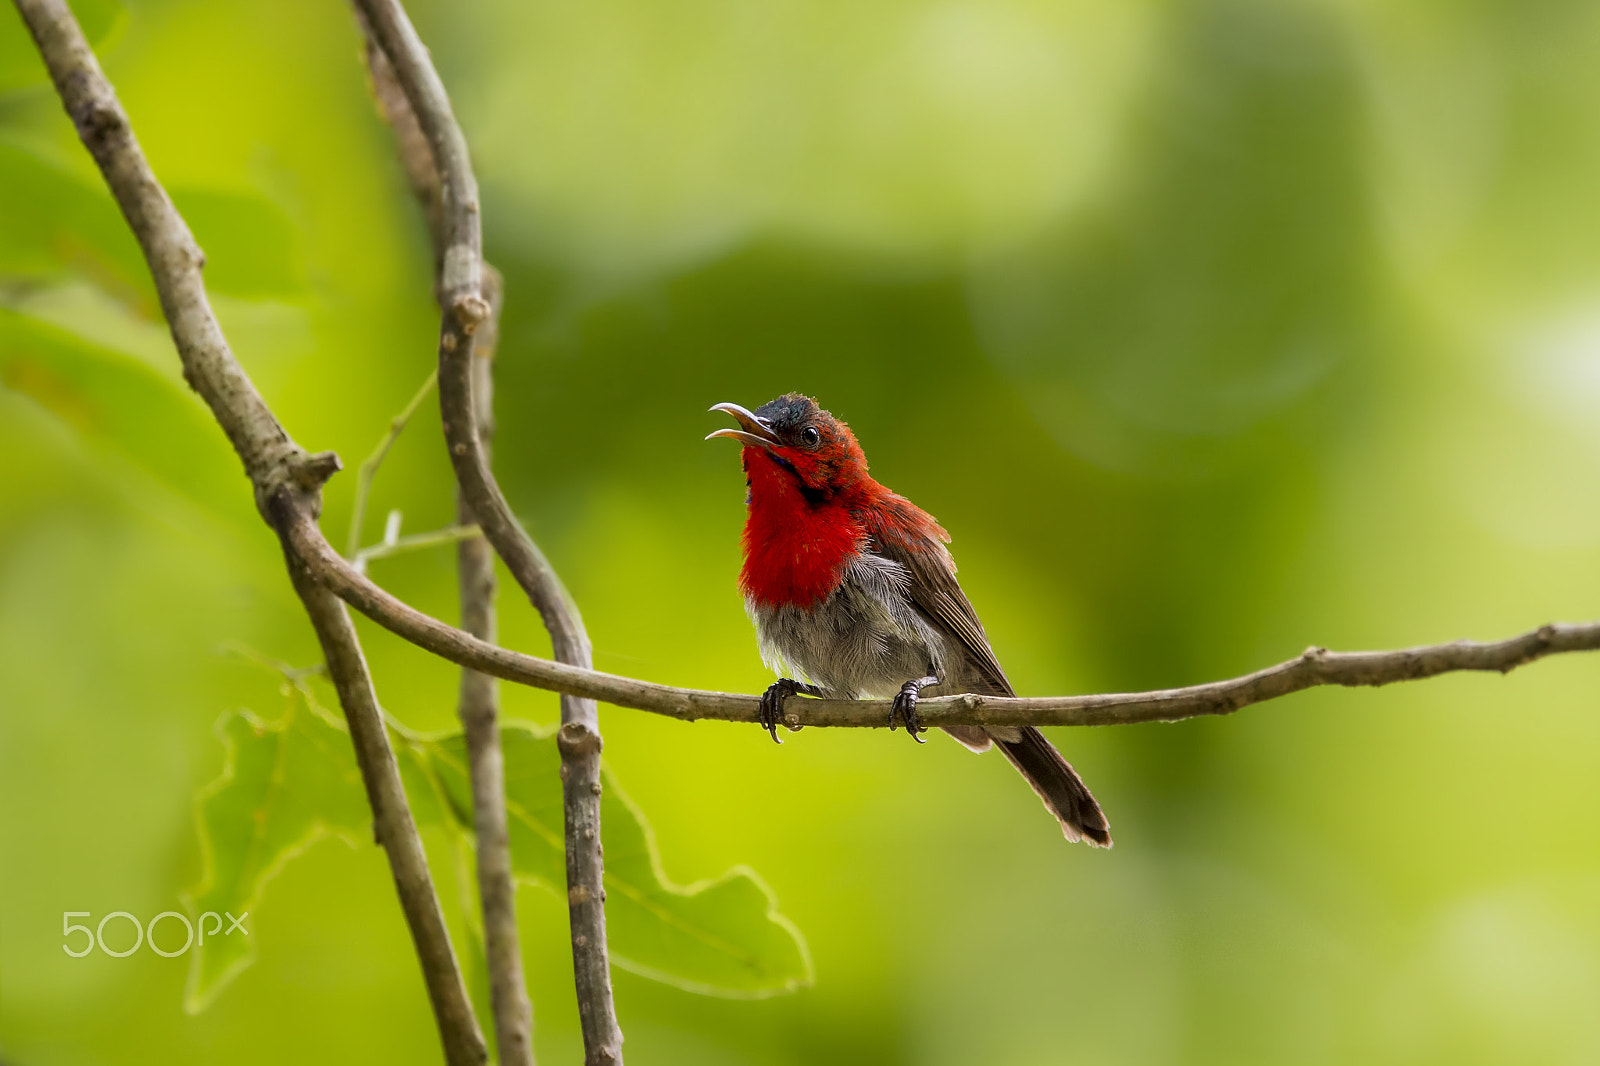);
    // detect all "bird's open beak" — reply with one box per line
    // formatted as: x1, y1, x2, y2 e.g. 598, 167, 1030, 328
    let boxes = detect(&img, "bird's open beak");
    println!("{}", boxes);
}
705, 402, 780, 449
